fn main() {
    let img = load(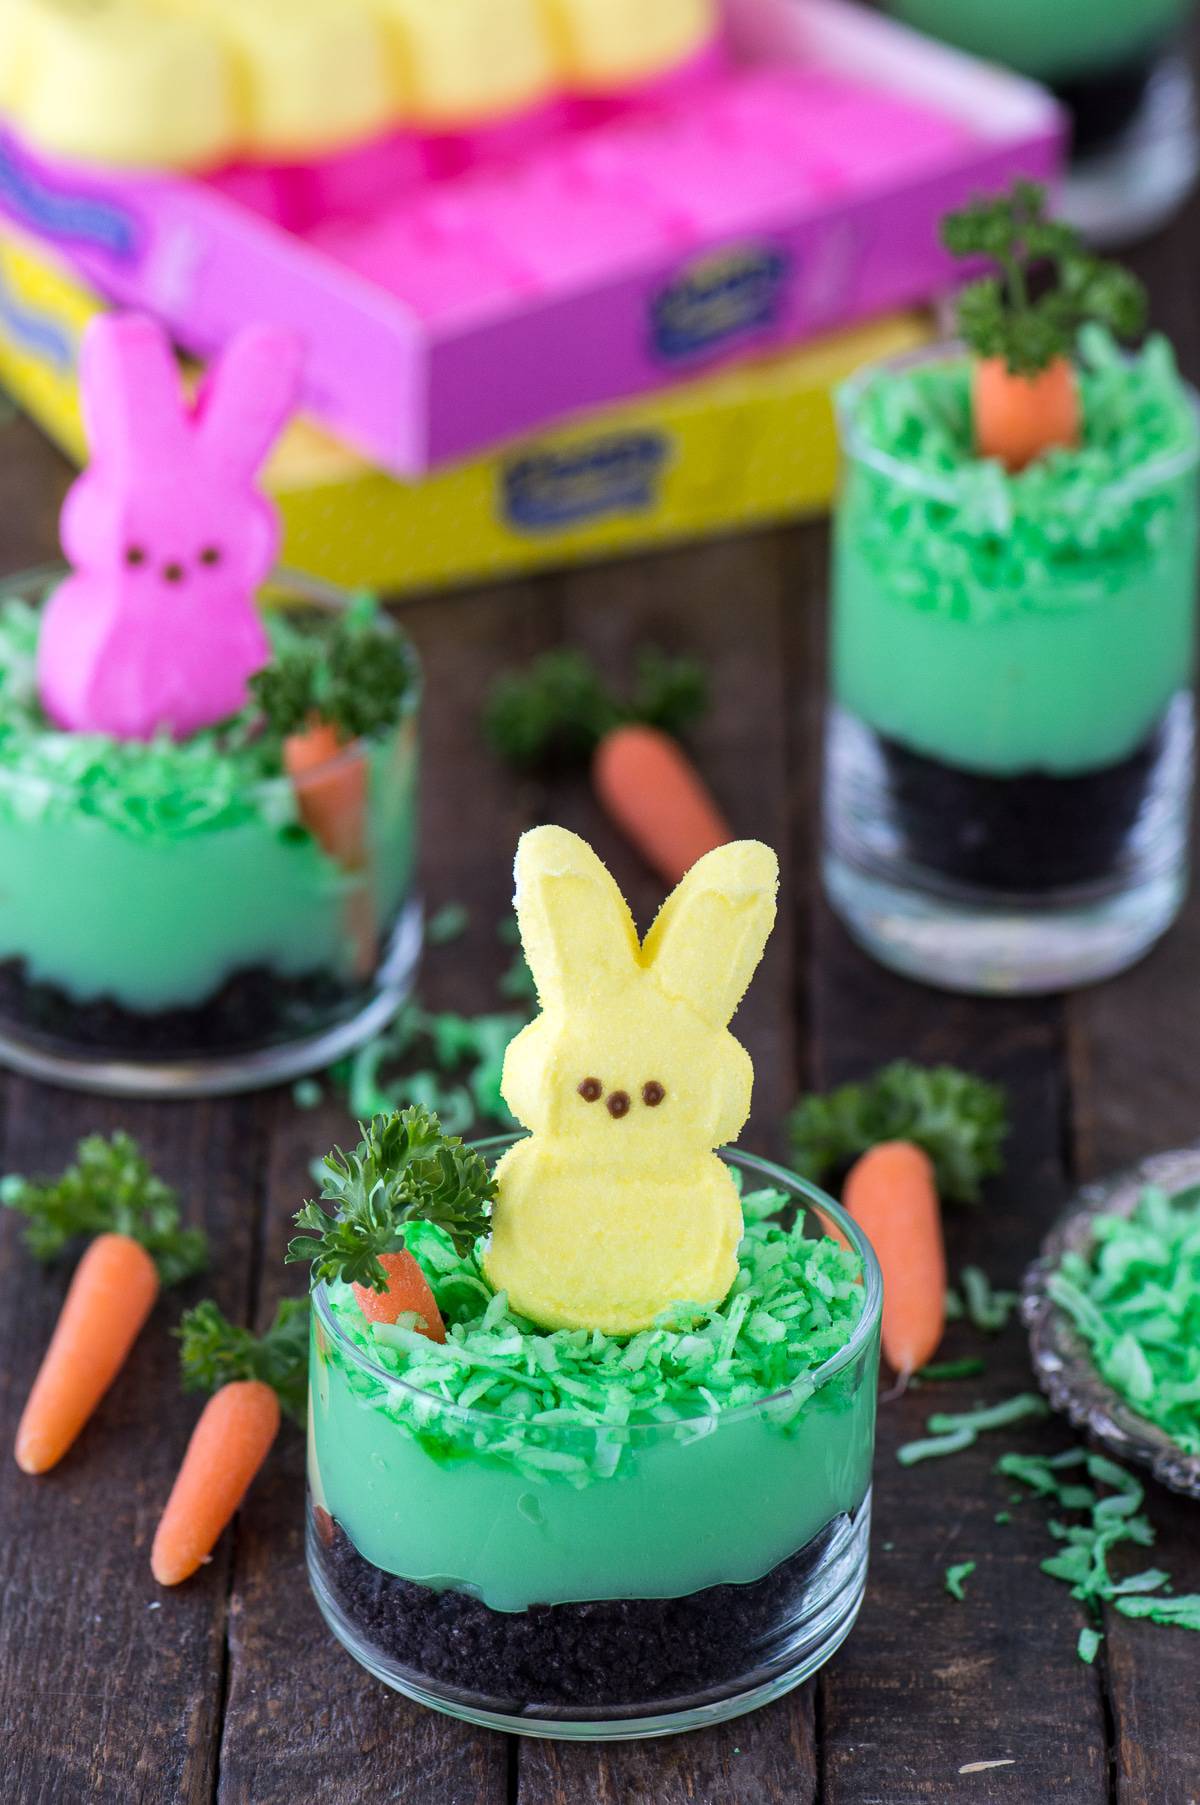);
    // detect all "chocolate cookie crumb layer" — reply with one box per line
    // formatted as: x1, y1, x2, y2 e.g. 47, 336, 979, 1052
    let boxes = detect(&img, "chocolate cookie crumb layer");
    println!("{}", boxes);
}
0, 957, 372, 1060
312, 1504, 865, 1719
878, 723, 1167, 893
